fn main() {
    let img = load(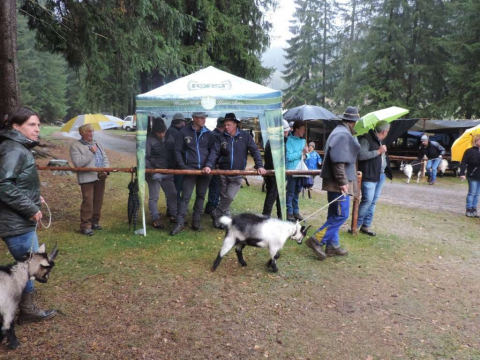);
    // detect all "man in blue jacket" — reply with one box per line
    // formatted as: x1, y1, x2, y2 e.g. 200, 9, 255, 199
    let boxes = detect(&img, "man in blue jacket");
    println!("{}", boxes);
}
170, 112, 216, 235
418, 134, 445, 185
206, 113, 266, 228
